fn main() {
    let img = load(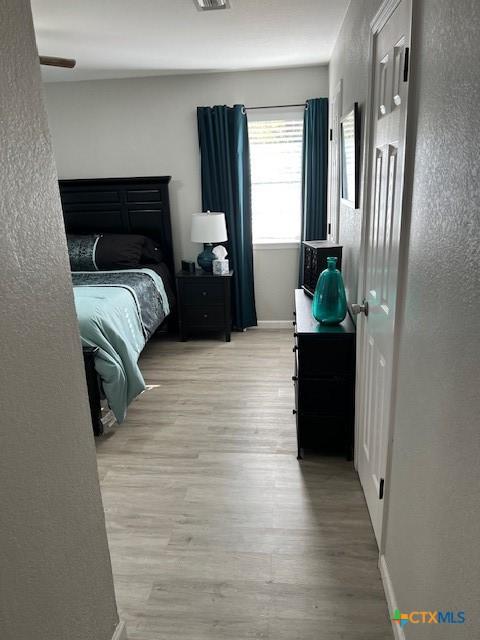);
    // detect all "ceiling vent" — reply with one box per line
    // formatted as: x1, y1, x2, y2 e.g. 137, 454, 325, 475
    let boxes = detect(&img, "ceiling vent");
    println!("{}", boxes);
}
194, 0, 230, 11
